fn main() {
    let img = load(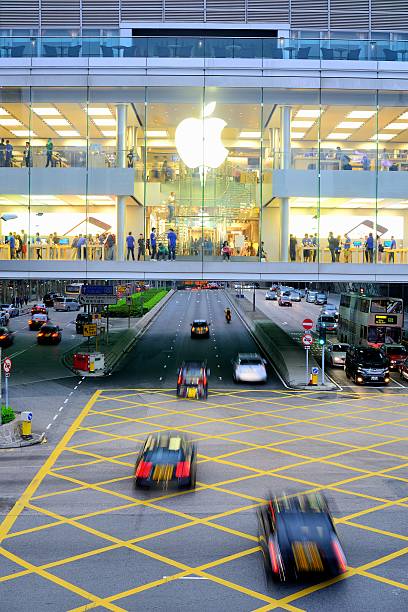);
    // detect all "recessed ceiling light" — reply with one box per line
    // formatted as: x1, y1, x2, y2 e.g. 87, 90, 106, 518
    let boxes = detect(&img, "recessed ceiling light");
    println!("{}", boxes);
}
86, 108, 112, 116
296, 109, 322, 118
146, 130, 168, 137
370, 133, 396, 140
44, 118, 70, 126
11, 130, 36, 137
0, 118, 22, 126
55, 130, 80, 137
101, 131, 116, 137
32, 107, 61, 116
291, 121, 314, 128
347, 110, 376, 119
239, 131, 261, 138
93, 118, 116, 126
384, 122, 408, 130
326, 133, 351, 140
0, 108, 9, 115
291, 132, 305, 139
336, 121, 364, 129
